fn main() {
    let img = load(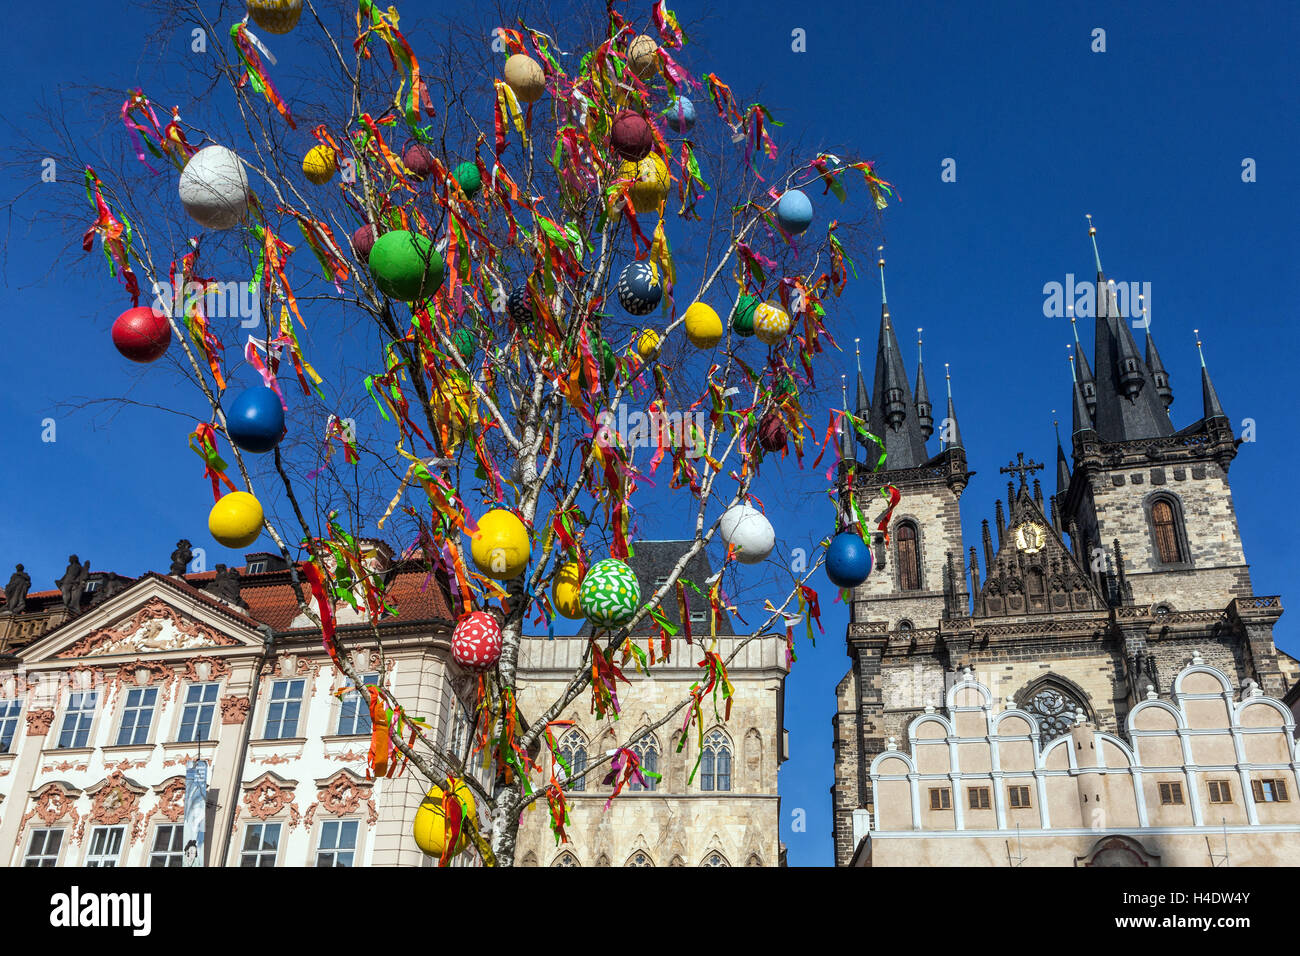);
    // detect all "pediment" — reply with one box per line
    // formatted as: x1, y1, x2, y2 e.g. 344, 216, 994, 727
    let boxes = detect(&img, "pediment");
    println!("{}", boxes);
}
19, 575, 264, 663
